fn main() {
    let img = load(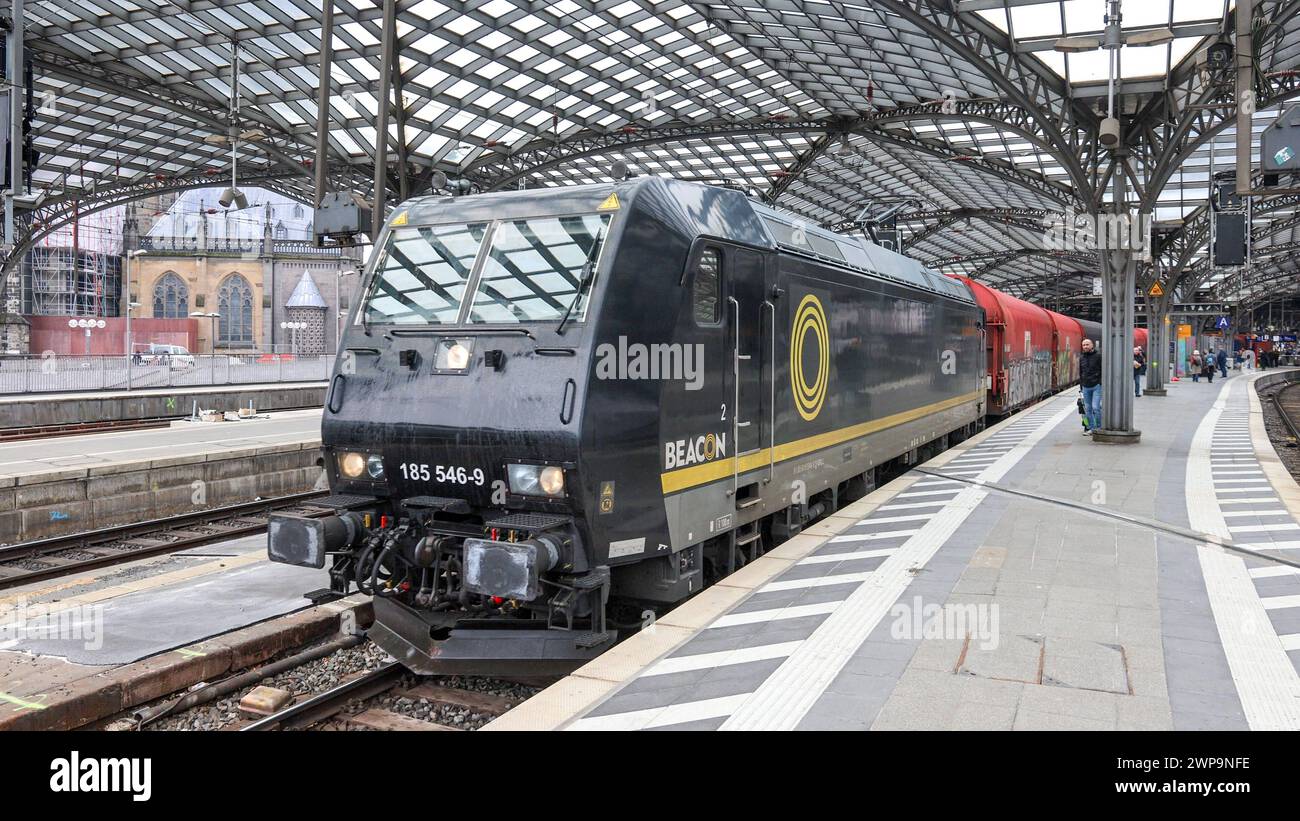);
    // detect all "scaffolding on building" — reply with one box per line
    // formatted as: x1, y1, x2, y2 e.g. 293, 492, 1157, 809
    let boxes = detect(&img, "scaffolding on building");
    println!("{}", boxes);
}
21, 206, 124, 318
24, 247, 122, 317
